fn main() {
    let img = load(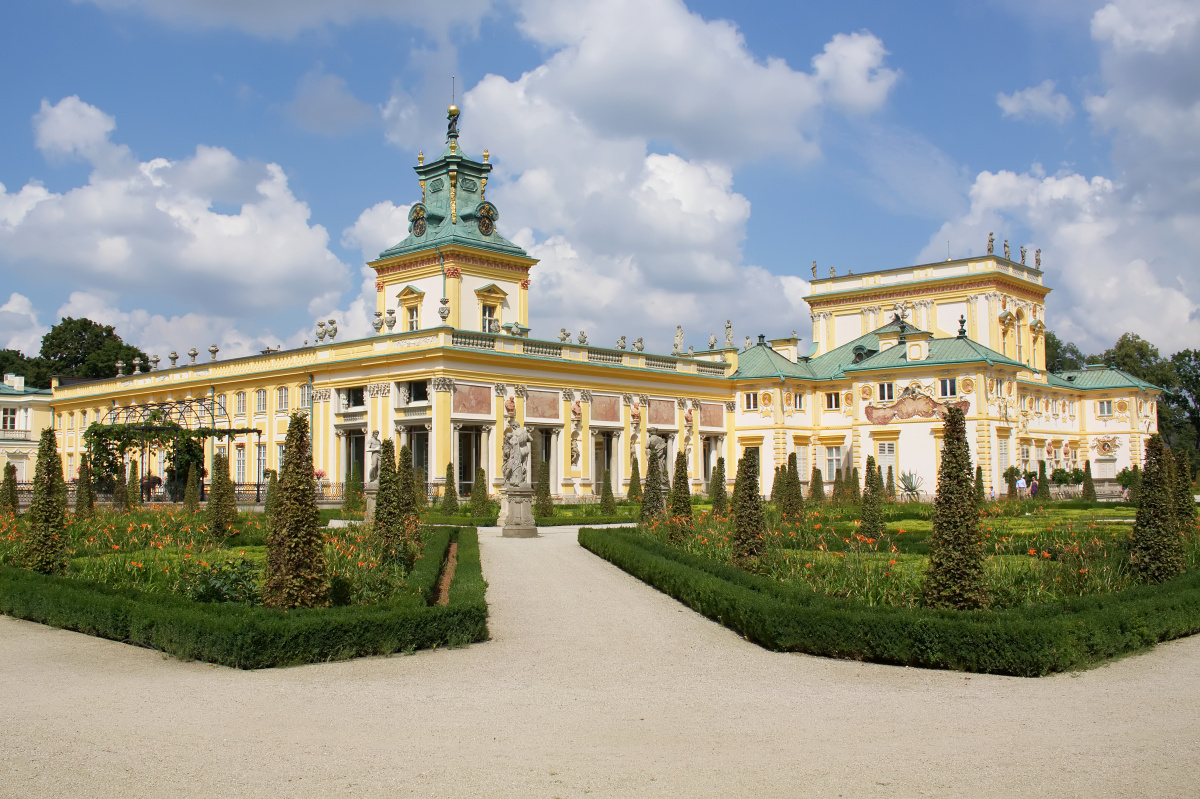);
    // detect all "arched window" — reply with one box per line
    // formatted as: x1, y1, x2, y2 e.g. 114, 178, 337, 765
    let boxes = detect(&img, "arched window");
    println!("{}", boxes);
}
236, 391, 246, 415
1015, 312, 1025, 365
299, 384, 312, 409
276, 387, 288, 410
255, 389, 267, 414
